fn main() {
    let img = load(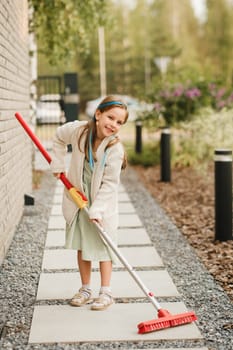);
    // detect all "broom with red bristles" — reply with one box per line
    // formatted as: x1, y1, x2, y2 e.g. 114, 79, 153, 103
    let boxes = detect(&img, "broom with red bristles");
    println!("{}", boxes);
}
15, 112, 197, 334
